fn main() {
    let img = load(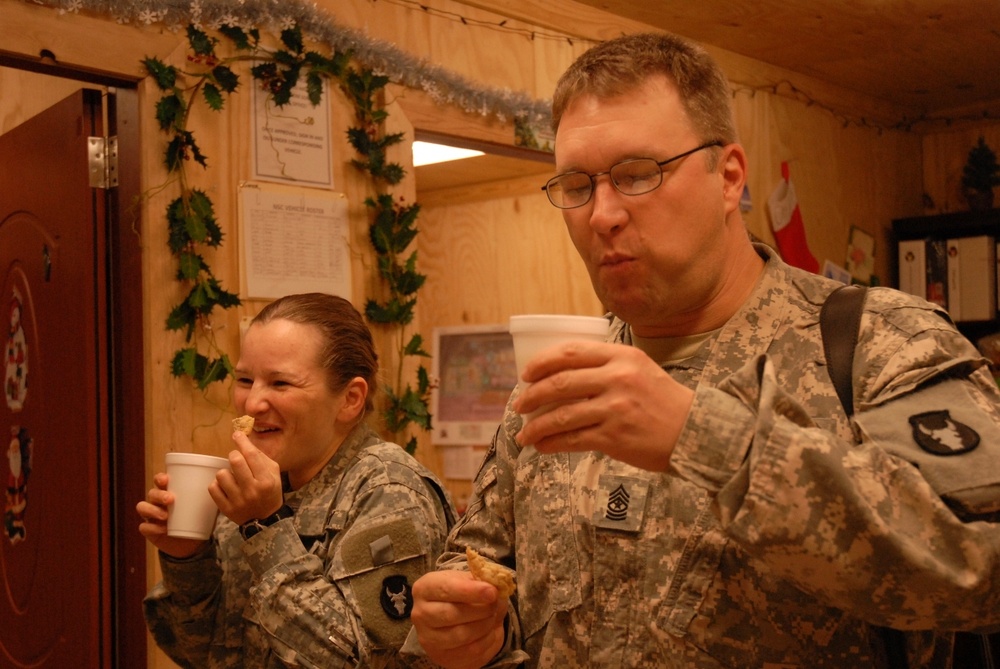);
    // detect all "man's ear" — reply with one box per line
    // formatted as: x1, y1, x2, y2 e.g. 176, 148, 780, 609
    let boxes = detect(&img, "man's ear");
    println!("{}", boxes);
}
719, 143, 748, 214
338, 377, 369, 423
